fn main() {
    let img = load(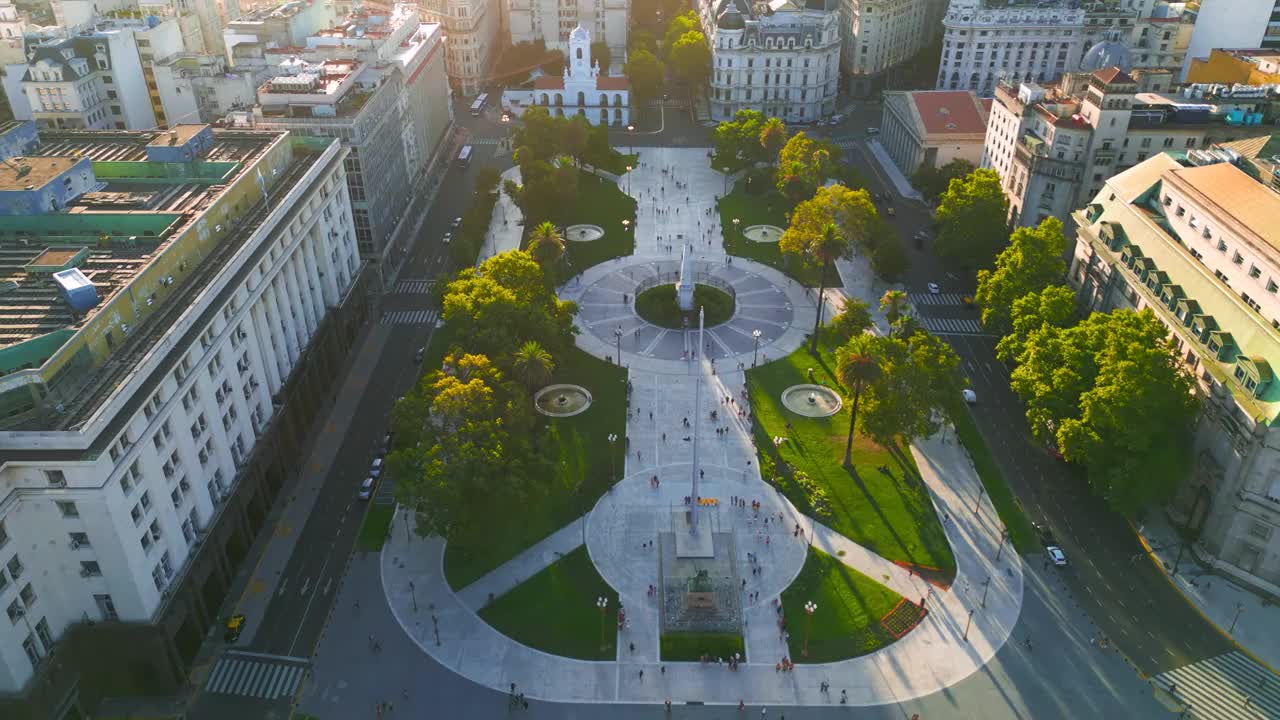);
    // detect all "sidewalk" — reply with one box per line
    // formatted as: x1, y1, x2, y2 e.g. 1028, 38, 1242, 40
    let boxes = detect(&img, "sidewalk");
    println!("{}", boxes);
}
455, 516, 586, 612
1137, 513, 1280, 672
833, 251, 904, 336
475, 166, 524, 266
863, 139, 922, 201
